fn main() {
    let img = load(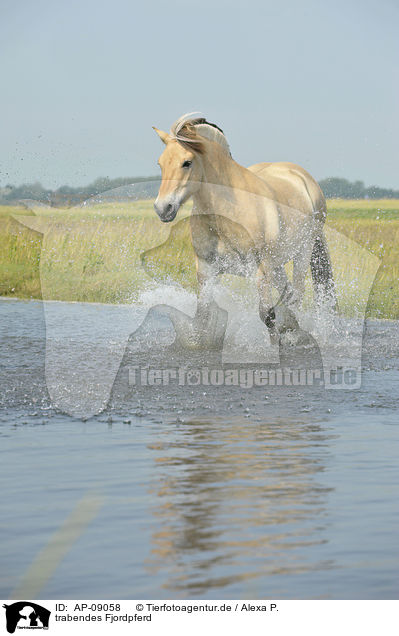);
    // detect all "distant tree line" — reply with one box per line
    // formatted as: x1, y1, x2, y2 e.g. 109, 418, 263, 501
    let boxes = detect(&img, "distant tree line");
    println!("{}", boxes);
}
0, 176, 160, 206
318, 177, 399, 199
1, 175, 398, 205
